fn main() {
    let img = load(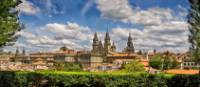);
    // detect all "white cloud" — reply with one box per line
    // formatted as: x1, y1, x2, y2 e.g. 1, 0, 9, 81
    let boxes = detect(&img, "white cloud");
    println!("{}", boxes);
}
97, 0, 133, 20
81, 0, 95, 15
5, 0, 189, 53
42, 22, 92, 41
17, 0, 40, 15
16, 30, 36, 39
110, 21, 189, 53
8, 22, 93, 52
5, 21, 189, 53
96, 0, 181, 26
96, 0, 189, 52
